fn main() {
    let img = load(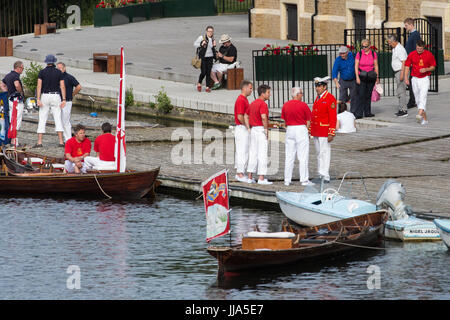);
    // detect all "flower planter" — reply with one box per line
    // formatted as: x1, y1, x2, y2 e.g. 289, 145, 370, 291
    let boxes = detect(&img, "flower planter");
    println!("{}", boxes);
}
254, 55, 328, 81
